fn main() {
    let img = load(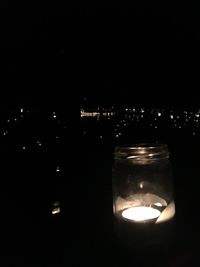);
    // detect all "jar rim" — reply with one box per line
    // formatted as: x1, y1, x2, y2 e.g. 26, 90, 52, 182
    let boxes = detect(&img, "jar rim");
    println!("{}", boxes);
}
114, 143, 169, 161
